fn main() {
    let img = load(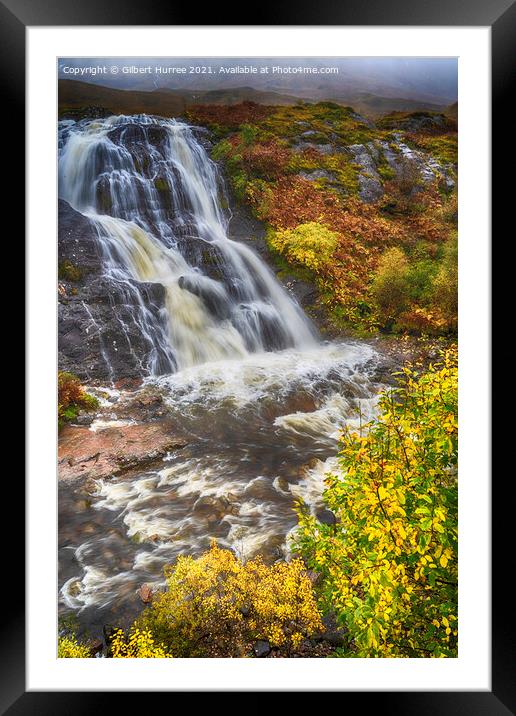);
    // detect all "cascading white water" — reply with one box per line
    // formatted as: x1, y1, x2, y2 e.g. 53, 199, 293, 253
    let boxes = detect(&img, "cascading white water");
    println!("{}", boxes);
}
58, 114, 317, 373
